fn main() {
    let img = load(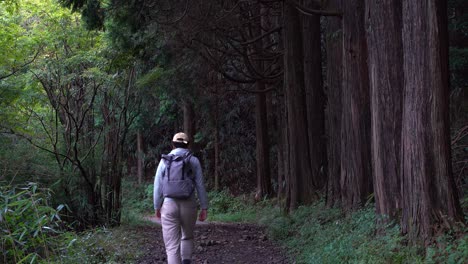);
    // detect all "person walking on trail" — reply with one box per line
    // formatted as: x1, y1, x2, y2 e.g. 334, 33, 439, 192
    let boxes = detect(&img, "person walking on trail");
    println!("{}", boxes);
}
154, 132, 209, 264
